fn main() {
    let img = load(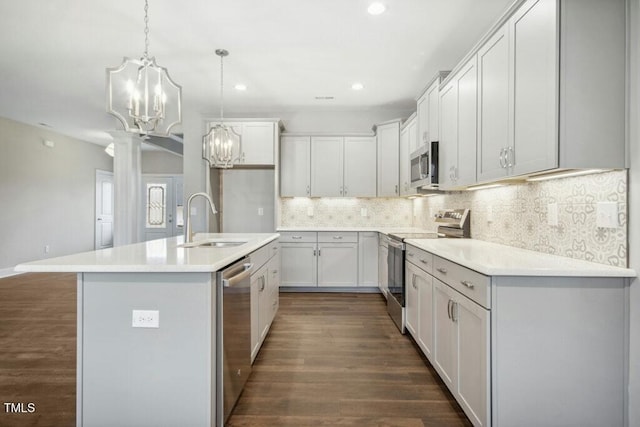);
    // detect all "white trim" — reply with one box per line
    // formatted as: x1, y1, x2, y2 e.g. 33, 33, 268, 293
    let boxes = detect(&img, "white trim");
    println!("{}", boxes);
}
0, 267, 22, 279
